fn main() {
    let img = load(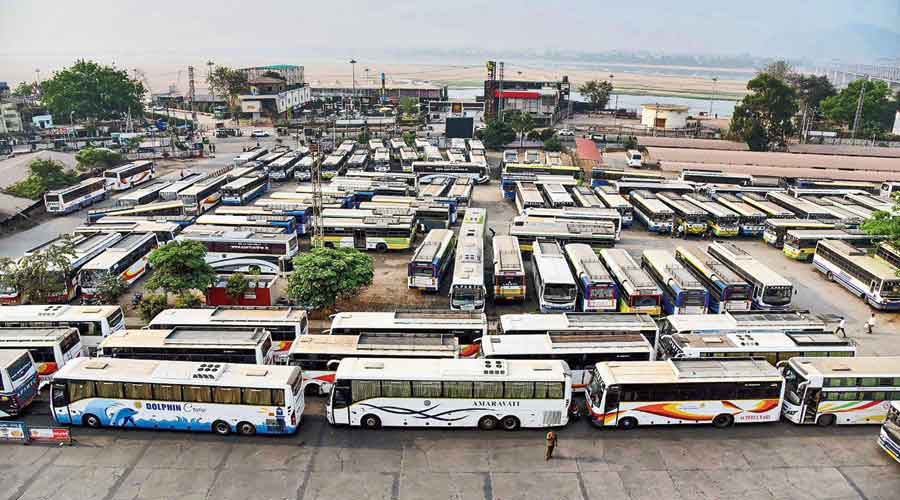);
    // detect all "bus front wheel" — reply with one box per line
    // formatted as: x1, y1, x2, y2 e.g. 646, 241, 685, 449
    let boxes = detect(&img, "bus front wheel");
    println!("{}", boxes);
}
212, 420, 231, 435
500, 416, 520, 431
478, 416, 499, 430
361, 414, 381, 430
712, 414, 734, 429
237, 422, 256, 436
617, 417, 638, 430
816, 414, 836, 427
83, 413, 102, 428
376, 243, 388, 253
